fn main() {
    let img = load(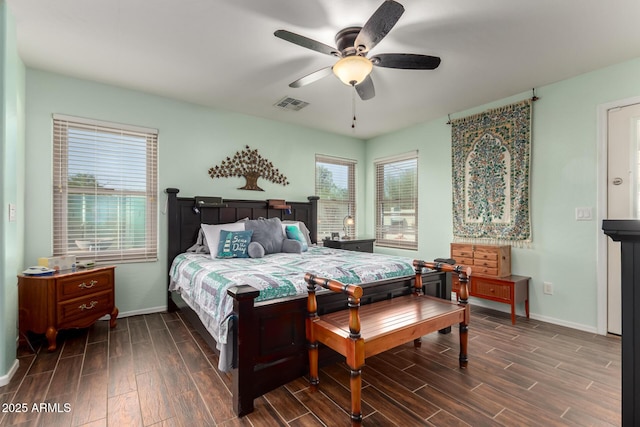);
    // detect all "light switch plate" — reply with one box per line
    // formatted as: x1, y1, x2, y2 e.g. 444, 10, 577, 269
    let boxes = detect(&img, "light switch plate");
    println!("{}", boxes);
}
8, 203, 16, 222
575, 207, 592, 221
